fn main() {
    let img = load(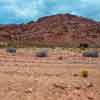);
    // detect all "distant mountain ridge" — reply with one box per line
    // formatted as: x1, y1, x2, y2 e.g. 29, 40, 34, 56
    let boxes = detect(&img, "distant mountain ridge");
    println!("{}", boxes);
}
0, 13, 100, 47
